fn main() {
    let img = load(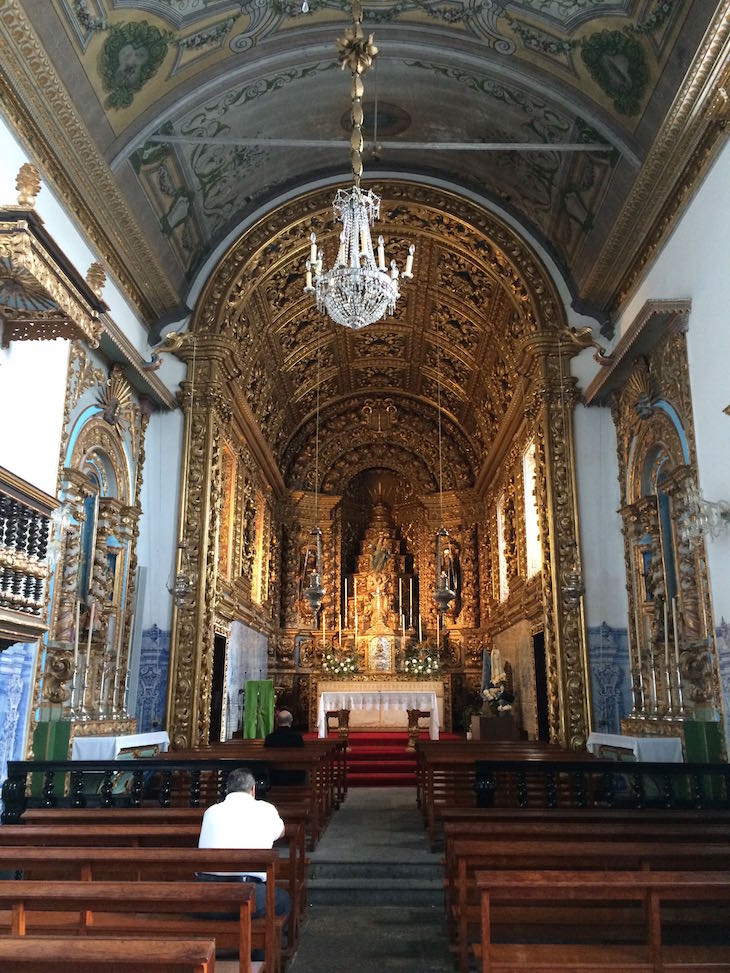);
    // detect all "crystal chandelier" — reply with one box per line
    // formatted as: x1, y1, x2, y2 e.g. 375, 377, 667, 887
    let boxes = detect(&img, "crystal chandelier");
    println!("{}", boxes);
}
304, 0, 414, 330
